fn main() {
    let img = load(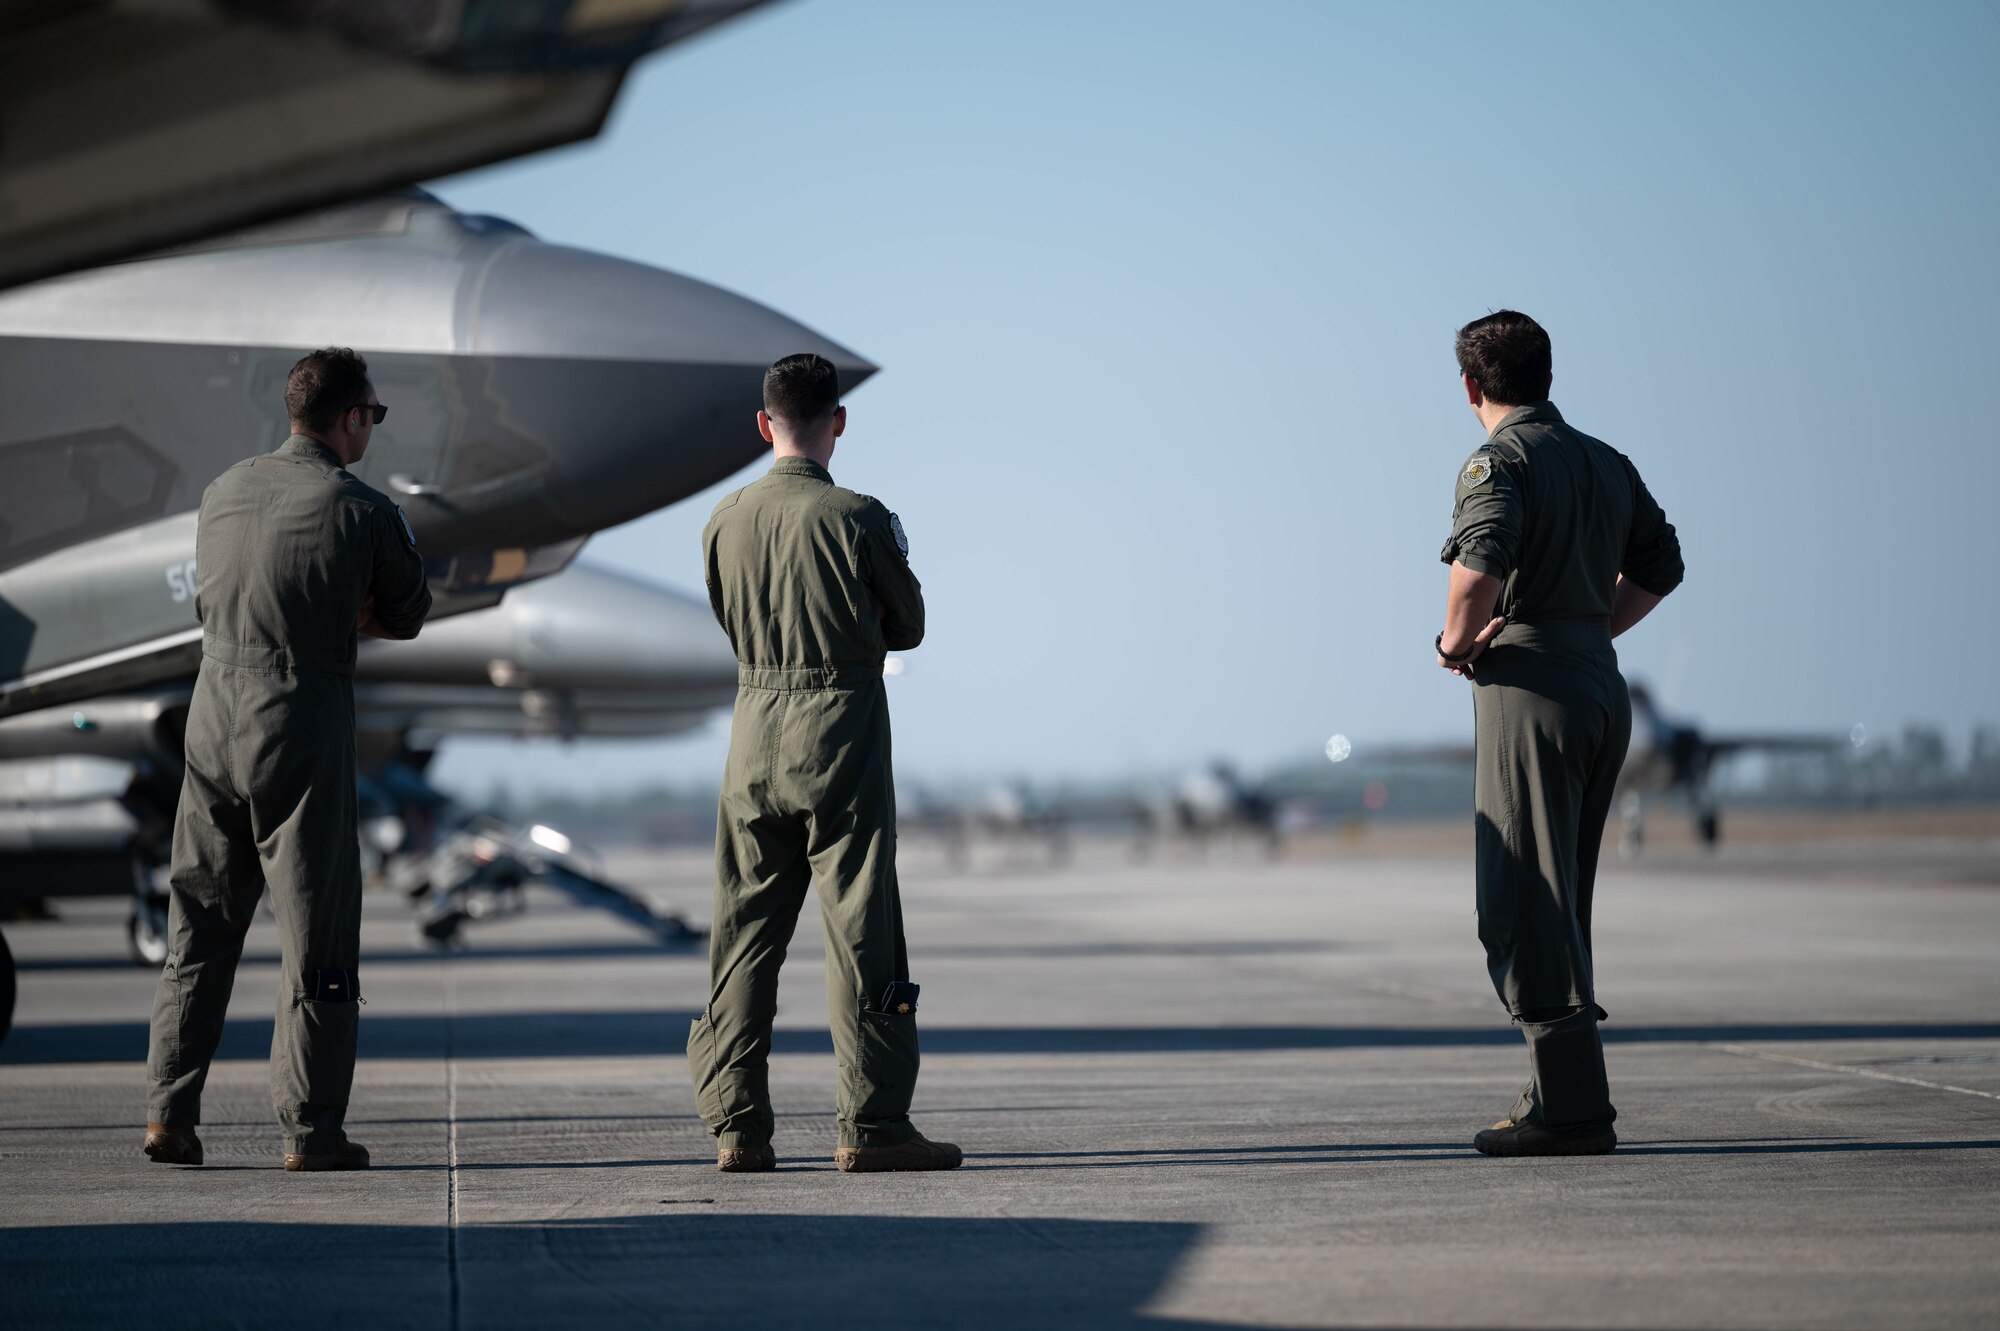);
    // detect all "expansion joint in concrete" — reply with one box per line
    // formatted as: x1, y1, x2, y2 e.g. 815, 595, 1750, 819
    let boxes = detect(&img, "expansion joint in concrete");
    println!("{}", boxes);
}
1713, 1044, 2000, 1102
